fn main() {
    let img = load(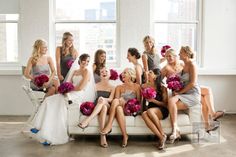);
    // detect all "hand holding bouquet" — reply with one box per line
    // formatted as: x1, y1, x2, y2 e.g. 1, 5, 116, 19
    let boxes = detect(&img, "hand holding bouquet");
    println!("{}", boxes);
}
141, 87, 157, 99
58, 82, 75, 94
80, 102, 95, 116
34, 74, 49, 88
166, 74, 183, 91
